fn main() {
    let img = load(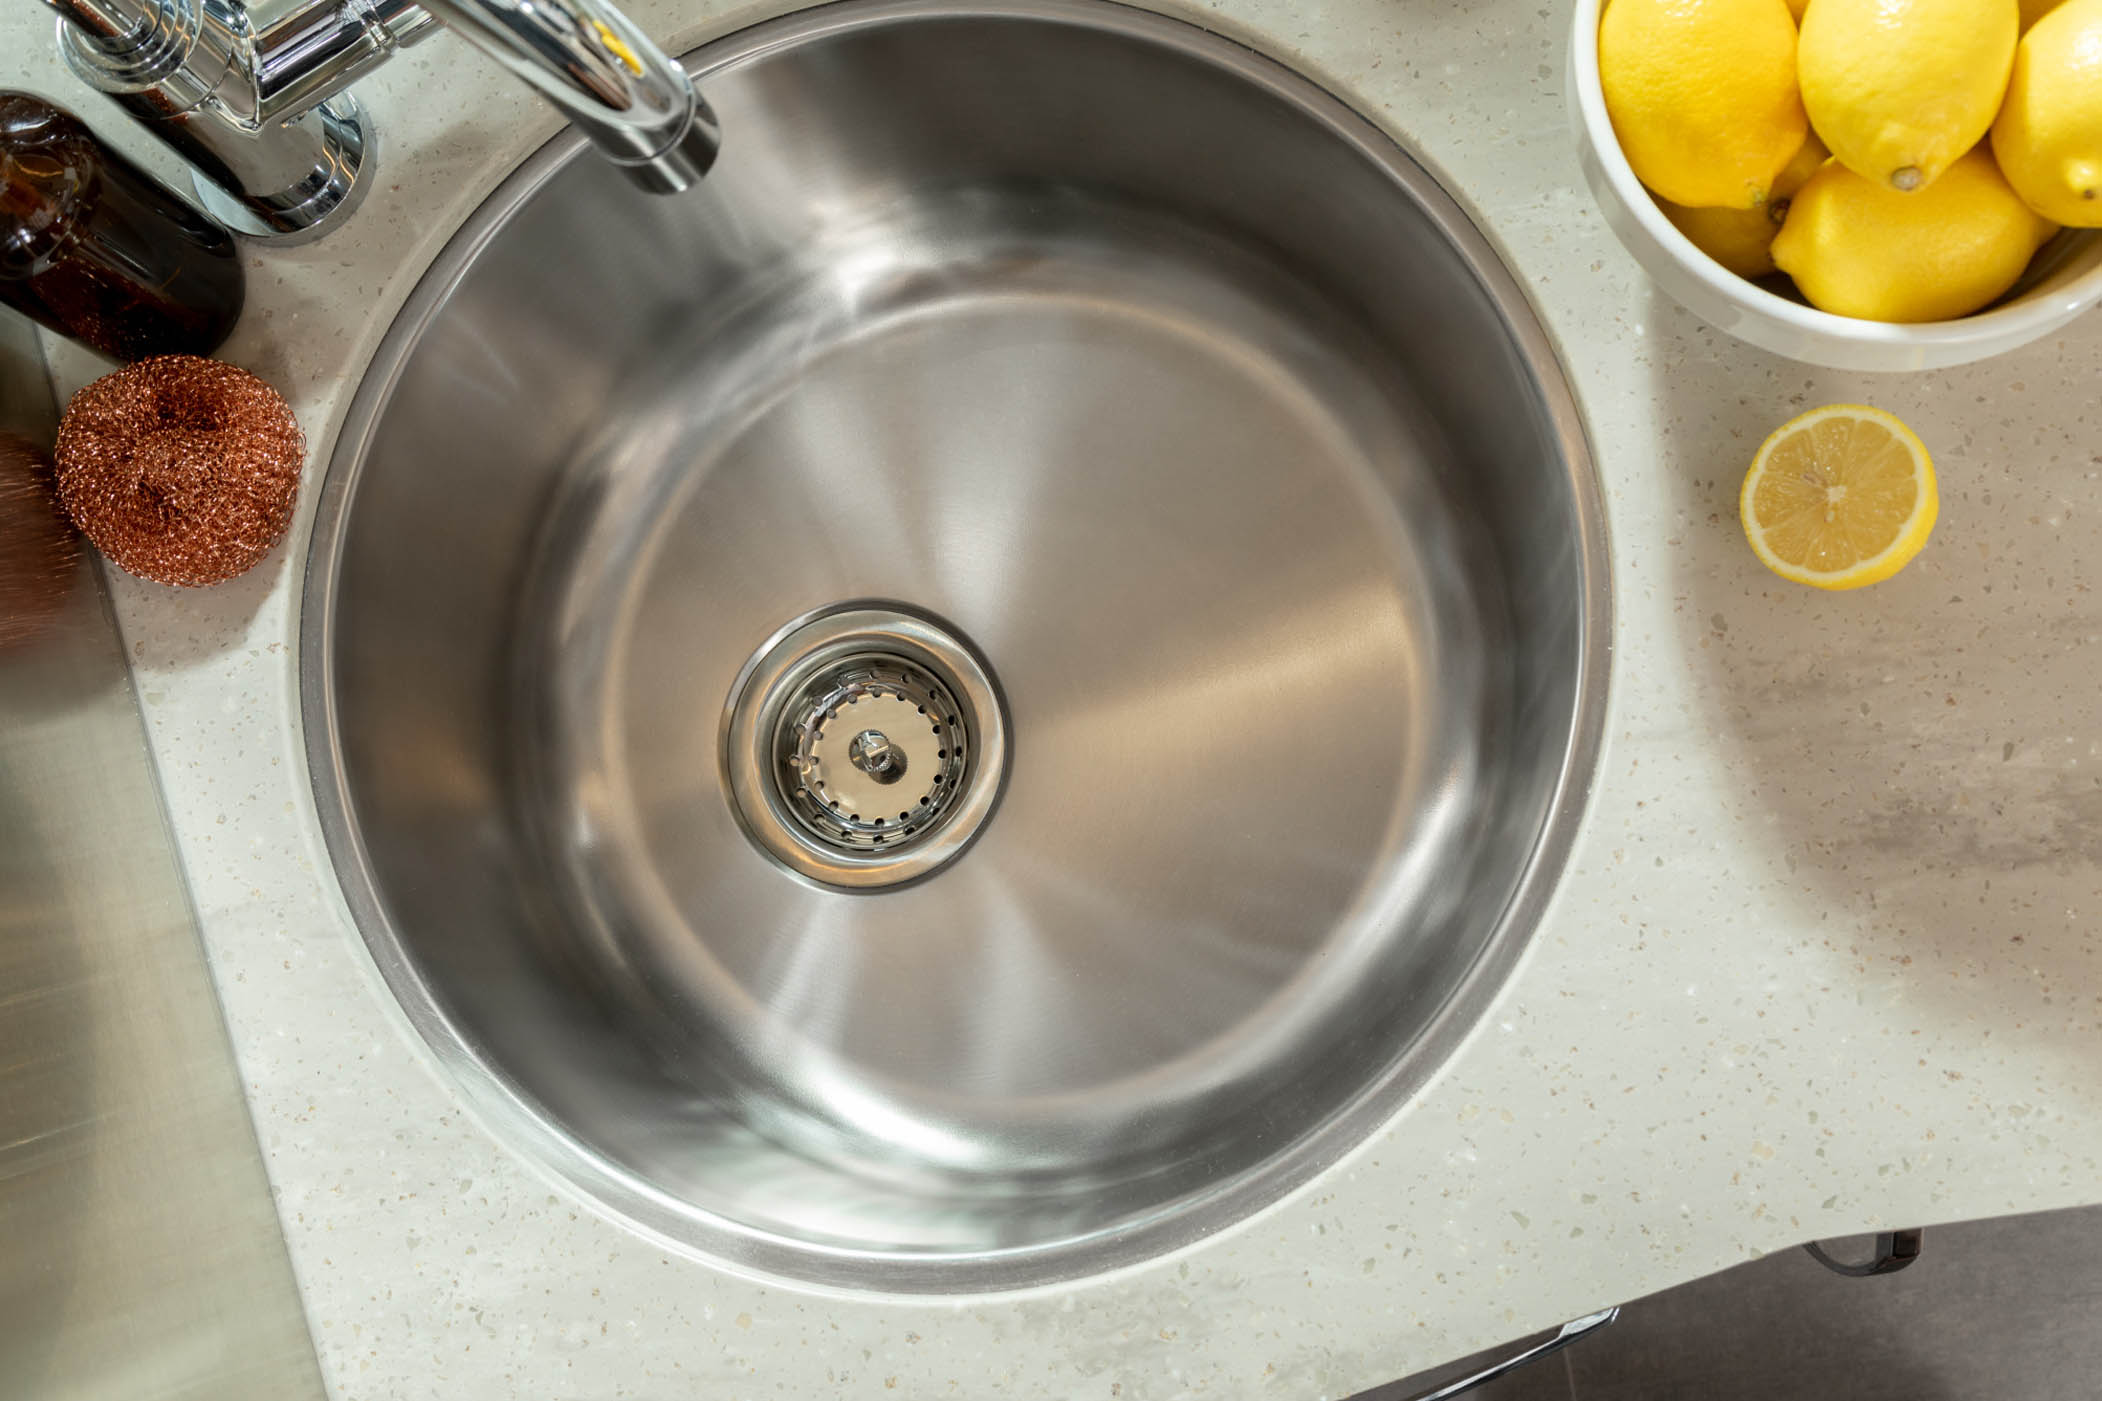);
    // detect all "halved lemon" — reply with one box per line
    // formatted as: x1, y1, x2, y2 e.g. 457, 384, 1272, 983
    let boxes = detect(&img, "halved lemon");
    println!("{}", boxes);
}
1739, 405, 1939, 590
